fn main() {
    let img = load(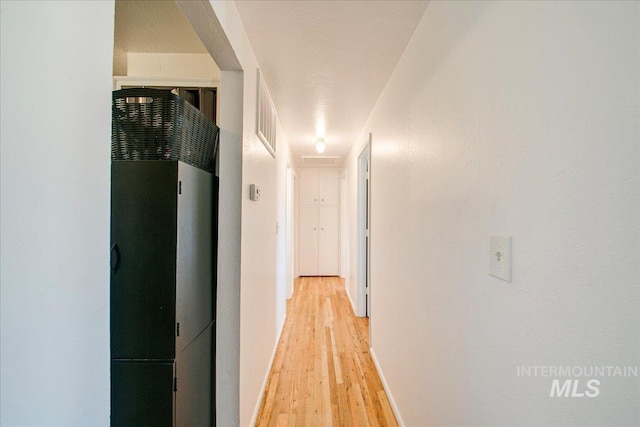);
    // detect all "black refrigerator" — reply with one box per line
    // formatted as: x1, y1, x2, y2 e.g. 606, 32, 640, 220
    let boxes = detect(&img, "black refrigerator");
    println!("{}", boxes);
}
110, 89, 218, 426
